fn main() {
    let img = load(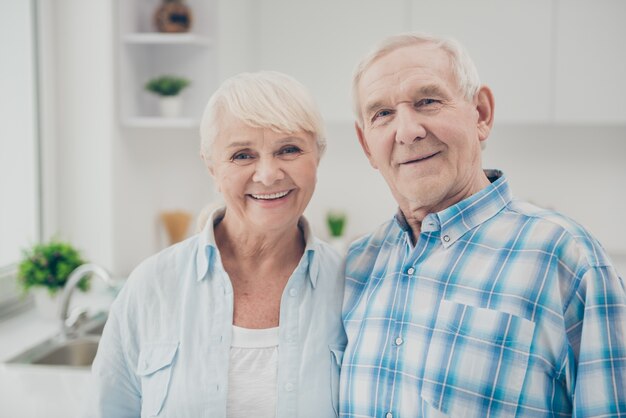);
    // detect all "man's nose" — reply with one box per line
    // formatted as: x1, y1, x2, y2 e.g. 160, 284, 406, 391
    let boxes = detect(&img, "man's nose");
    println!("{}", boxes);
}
395, 106, 426, 145
252, 156, 285, 185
